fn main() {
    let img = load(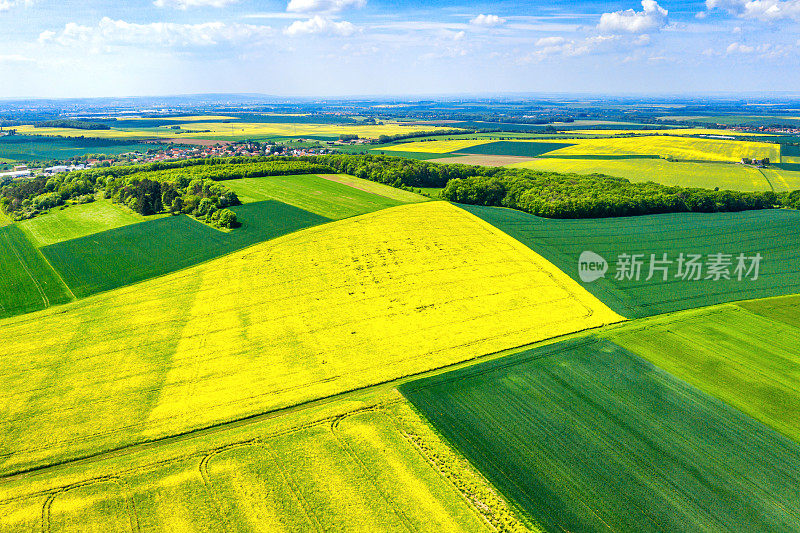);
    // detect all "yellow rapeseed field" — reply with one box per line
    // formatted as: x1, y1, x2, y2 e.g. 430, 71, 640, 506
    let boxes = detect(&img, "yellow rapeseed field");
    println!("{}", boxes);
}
0, 201, 621, 475
0, 391, 538, 532
546, 135, 779, 162
381, 139, 495, 153
566, 128, 774, 137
